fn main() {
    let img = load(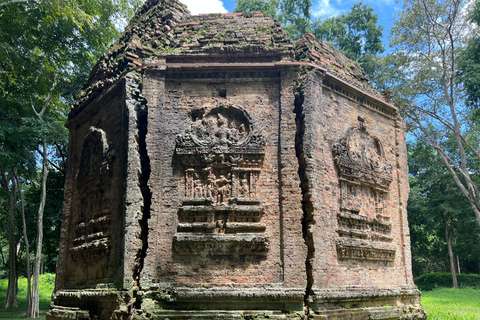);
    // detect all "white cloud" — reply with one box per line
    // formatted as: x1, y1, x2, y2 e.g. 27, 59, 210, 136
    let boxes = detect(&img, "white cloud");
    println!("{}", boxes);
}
311, 0, 344, 19
179, 0, 228, 15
